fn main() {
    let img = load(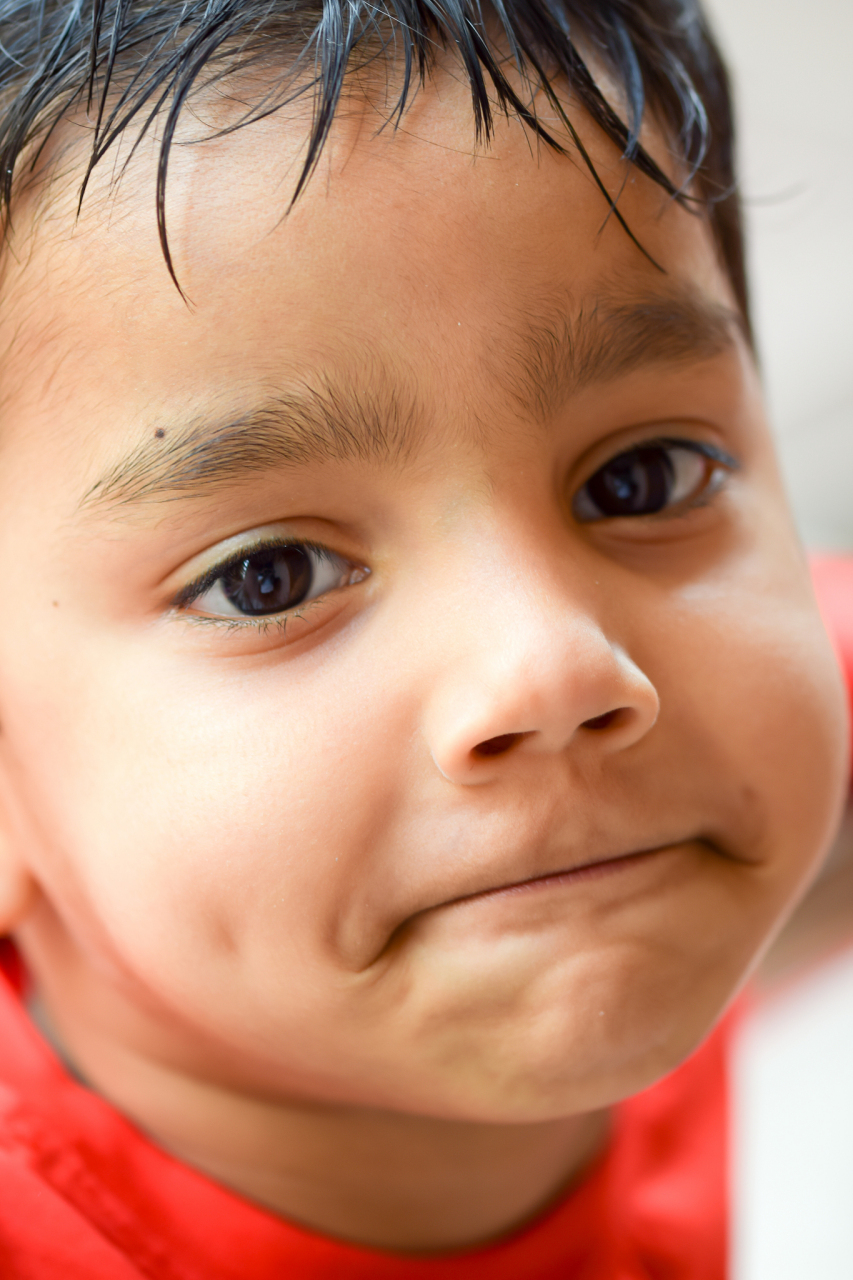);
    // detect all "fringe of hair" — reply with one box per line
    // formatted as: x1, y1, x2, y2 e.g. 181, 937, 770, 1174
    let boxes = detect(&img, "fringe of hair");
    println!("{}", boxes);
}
0, 0, 749, 321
